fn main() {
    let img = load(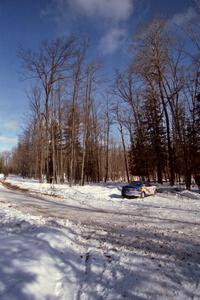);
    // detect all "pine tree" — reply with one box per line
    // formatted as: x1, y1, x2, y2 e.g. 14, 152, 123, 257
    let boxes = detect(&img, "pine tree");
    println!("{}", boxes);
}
143, 89, 166, 183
